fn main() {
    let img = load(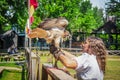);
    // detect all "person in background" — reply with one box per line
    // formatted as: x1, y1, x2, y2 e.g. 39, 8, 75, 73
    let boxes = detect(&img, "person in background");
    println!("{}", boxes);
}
7, 44, 18, 54
50, 36, 107, 80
